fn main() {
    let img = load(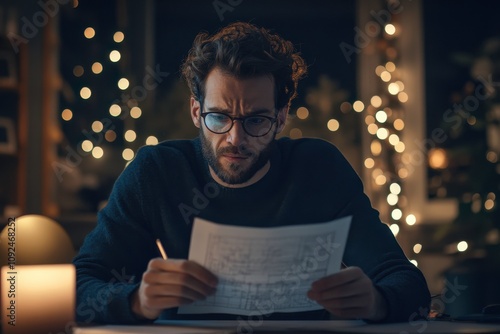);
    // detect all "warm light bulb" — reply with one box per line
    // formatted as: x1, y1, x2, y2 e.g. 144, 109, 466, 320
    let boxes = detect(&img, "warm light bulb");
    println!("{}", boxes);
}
380, 71, 391, 82
385, 24, 396, 35
296, 107, 309, 120
457, 241, 468, 252
81, 140, 93, 152
413, 244, 422, 254
387, 193, 399, 206
388, 83, 400, 95
364, 158, 375, 169
61, 109, 73, 121
327, 119, 340, 132
109, 50, 121, 62
84, 27, 95, 39
375, 110, 388, 123
389, 224, 399, 236
80, 87, 91, 99
124, 130, 137, 142
113, 31, 125, 43
353, 101, 365, 112
390, 183, 401, 195
146, 136, 159, 145
122, 148, 134, 161
391, 209, 402, 220
371, 96, 382, 108
290, 128, 302, 139
118, 78, 130, 90
130, 107, 142, 119
406, 214, 417, 225
92, 62, 103, 74
109, 104, 121, 117
376, 128, 389, 140
385, 62, 396, 72
92, 146, 104, 159
428, 148, 448, 169
105, 130, 117, 142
